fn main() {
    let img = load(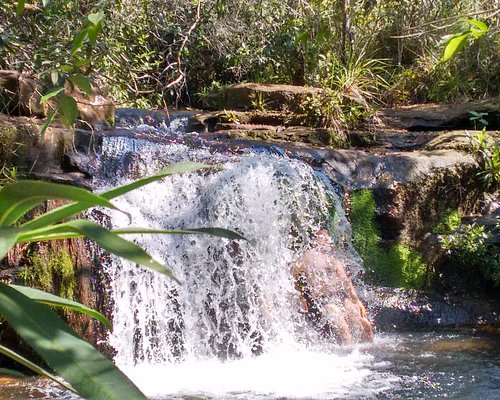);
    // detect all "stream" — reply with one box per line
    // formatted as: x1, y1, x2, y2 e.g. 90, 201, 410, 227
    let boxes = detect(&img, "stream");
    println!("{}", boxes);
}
1, 113, 499, 399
